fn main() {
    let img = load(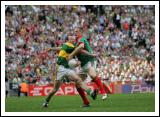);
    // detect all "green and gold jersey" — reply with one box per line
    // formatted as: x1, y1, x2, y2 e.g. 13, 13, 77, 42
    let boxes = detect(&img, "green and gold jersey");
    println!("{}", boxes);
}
57, 42, 75, 68
76, 36, 95, 67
